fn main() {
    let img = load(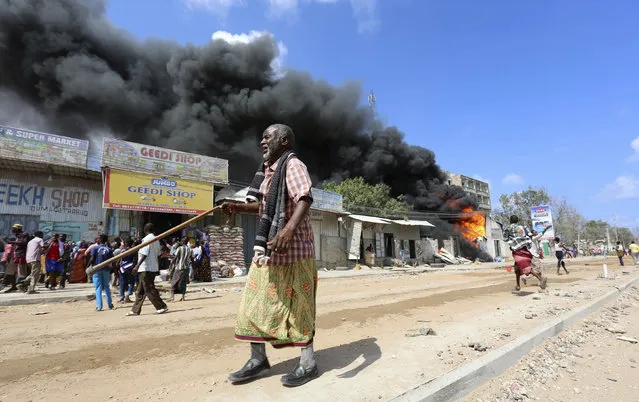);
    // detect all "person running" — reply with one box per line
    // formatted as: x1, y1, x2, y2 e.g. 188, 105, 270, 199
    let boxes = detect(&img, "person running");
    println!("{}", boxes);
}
520, 225, 550, 286
504, 215, 547, 292
554, 237, 570, 275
